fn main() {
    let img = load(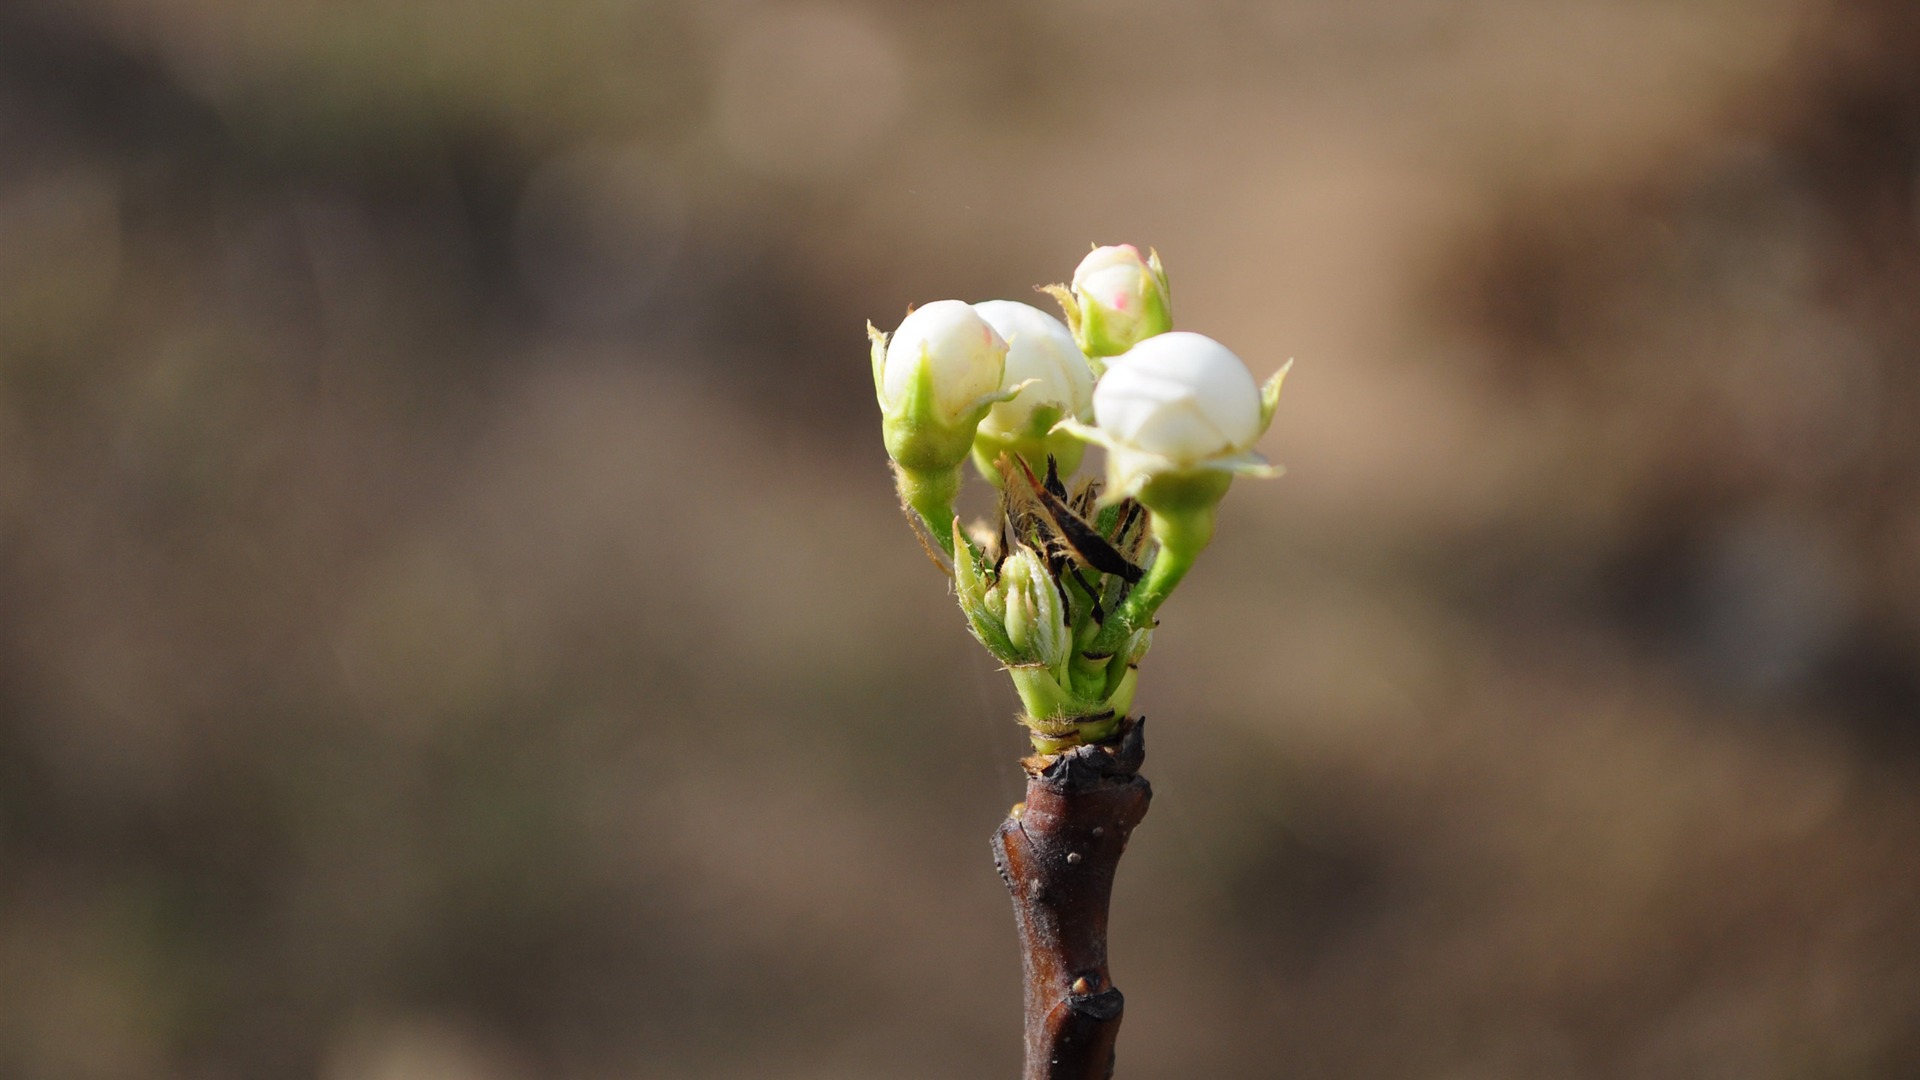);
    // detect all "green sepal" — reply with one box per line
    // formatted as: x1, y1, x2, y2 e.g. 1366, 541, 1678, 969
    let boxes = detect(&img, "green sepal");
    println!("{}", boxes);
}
951, 519, 1016, 660
1037, 283, 1084, 368
1146, 247, 1170, 303
1259, 358, 1292, 433
1050, 417, 1111, 447
1209, 452, 1284, 479
867, 322, 888, 405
